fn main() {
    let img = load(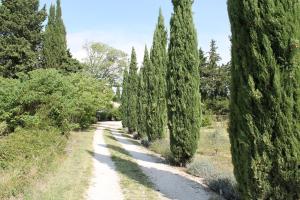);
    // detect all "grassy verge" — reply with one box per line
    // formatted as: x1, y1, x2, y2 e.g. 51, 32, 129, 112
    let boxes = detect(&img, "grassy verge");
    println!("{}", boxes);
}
0, 128, 67, 199
0, 126, 95, 200
23, 126, 95, 200
103, 130, 159, 200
